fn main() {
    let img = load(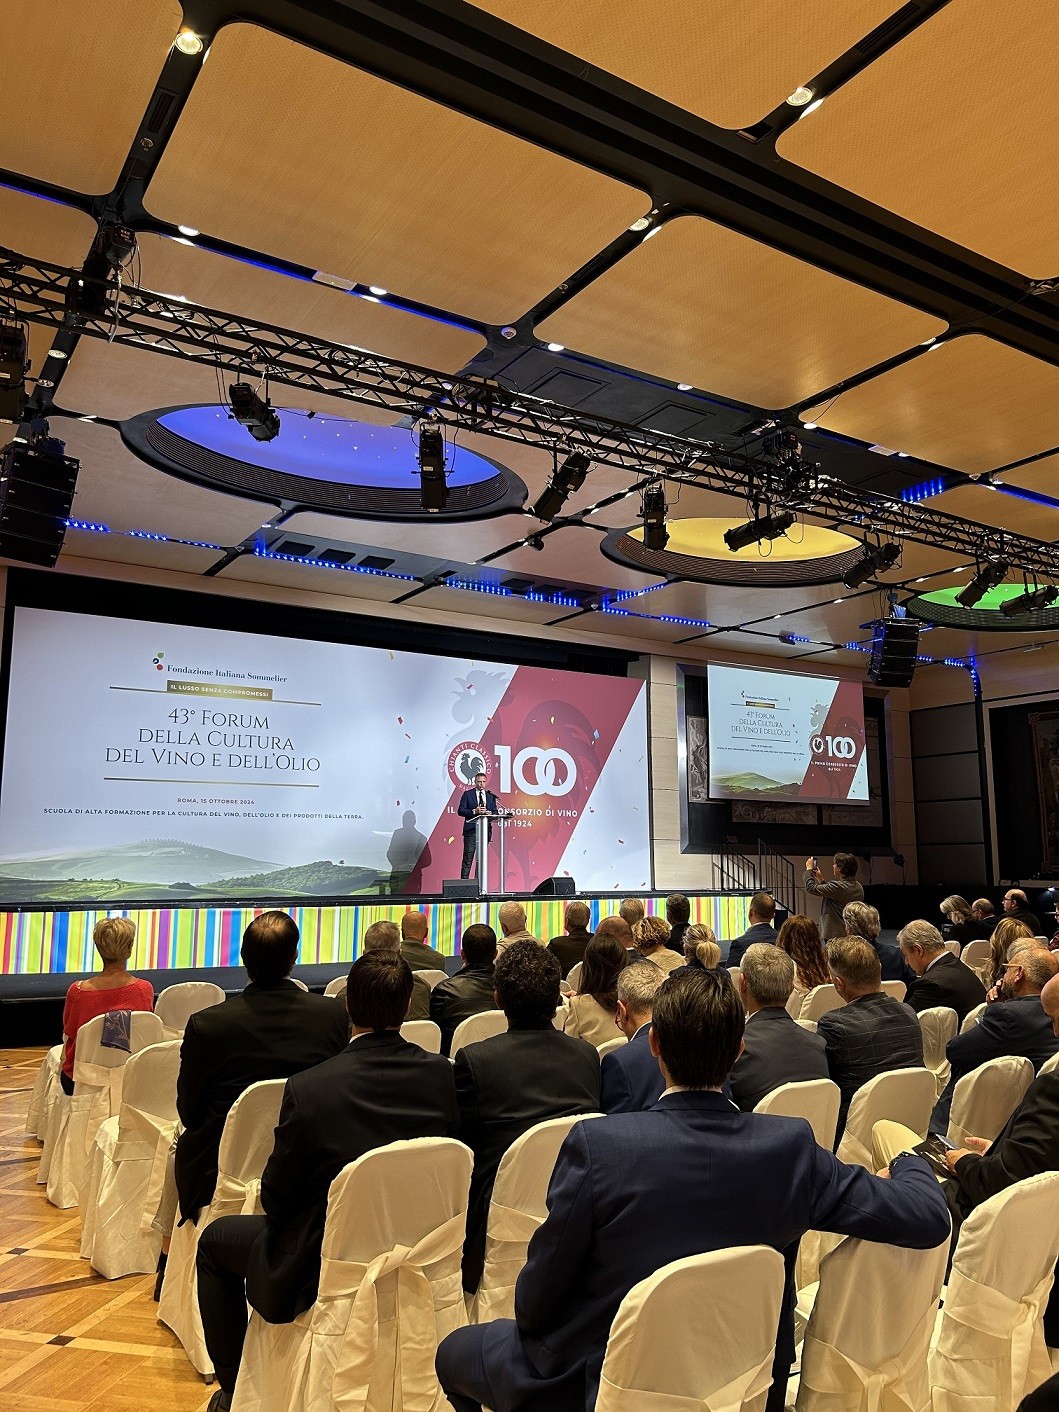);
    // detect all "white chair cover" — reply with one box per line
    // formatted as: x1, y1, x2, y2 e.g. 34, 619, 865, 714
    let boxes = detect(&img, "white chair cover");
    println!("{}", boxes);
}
754, 1079, 841, 1152
44, 1010, 165, 1209
155, 981, 225, 1038
26, 1043, 63, 1140
415, 969, 448, 989
728, 967, 743, 1001
567, 961, 583, 993
80, 1039, 181, 1278
400, 1021, 442, 1054
597, 1036, 627, 1057
231, 1137, 474, 1412
943, 941, 962, 957
158, 1078, 286, 1376
835, 1068, 936, 1171
881, 980, 907, 1002
552, 997, 570, 1031
960, 1003, 987, 1036
796, 1234, 949, 1412
471, 1113, 604, 1324
289, 977, 309, 992
450, 1009, 507, 1057
1038, 1050, 1059, 1077
594, 1246, 786, 1412
918, 1007, 959, 1100
930, 1171, 1059, 1412
802, 986, 846, 1023
946, 1056, 1034, 1147
325, 976, 347, 998
959, 943, 991, 987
